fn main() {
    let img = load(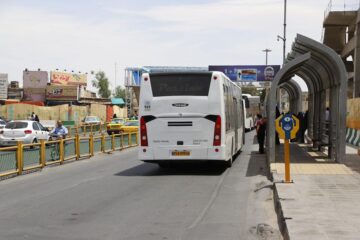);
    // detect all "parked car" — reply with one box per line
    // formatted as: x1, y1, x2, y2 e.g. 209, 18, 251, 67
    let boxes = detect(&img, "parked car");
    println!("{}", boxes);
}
0, 121, 50, 146
82, 116, 101, 125
107, 118, 126, 135
119, 120, 139, 133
